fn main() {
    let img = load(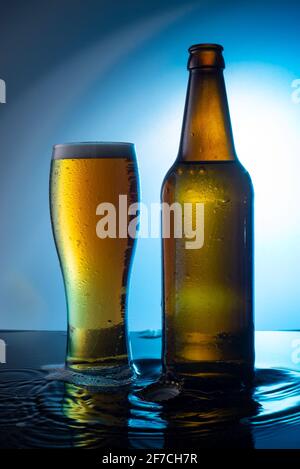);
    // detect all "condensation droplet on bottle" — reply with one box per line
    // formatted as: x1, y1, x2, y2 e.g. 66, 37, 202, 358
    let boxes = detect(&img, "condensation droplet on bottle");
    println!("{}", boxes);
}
217, 198, 230, 205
